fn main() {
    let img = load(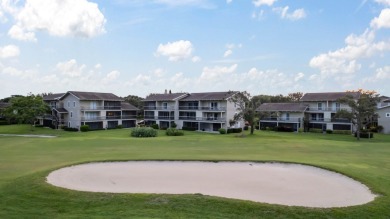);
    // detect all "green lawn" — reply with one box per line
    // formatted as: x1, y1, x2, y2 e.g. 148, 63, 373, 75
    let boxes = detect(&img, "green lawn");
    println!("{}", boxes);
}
0, 125, 389, 218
